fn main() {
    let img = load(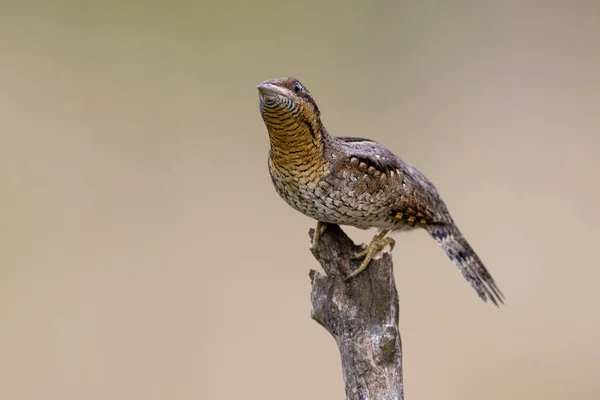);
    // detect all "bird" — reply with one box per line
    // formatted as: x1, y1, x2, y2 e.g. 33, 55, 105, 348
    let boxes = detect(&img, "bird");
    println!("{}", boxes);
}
257, 77, 503, 306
